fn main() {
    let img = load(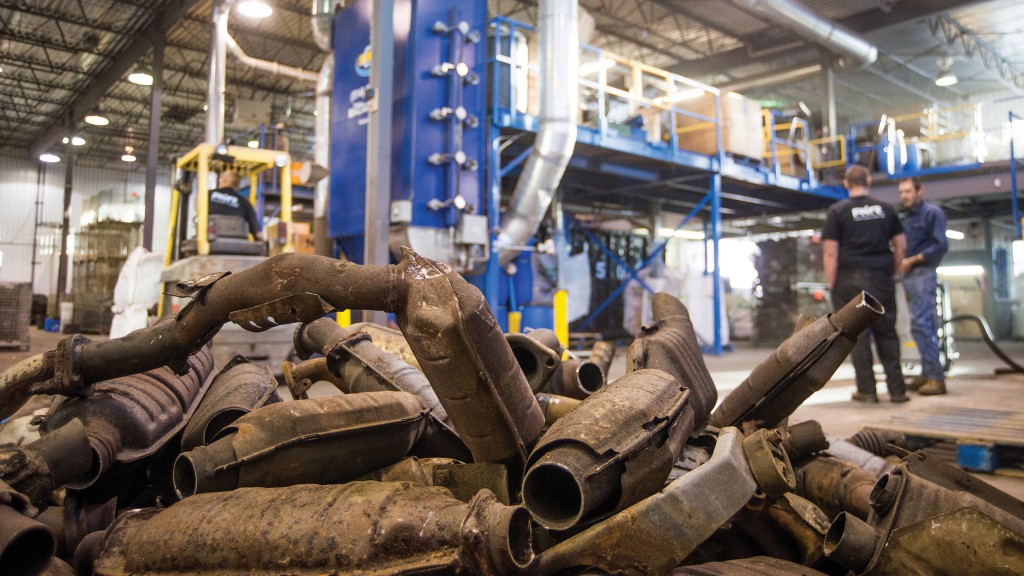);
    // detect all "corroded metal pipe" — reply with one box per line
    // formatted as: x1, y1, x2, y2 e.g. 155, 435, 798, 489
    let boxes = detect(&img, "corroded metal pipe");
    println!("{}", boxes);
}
1, 479, 56, 576
282, 357, 346, 399
627, 293, 717, 429
0, 418, 92, 508
778, 420, 829, 464
180, 358, 280, 452
522, 369, 693, 530
41, 344, 214, 490
794, 456, 875, 520
528, 427, 761, 575
535, 393, 580, 427
711, 291, 882, 429
548, 358, 604, 399
0, 250, 543, 467
174, 391, 428, 497
588, 340, 615, 380
824, 453, 1024, 574
672, 556, 830, 575
91, 482, 534, 576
